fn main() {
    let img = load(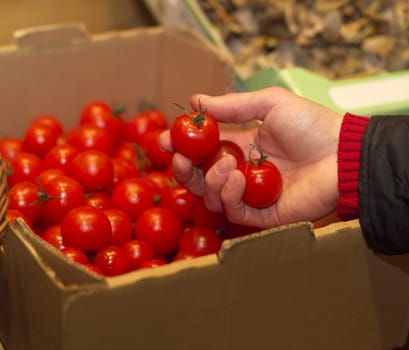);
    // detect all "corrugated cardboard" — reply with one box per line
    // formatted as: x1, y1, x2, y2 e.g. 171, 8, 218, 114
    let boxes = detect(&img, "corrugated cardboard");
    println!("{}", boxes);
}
0, 23, 408, 350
